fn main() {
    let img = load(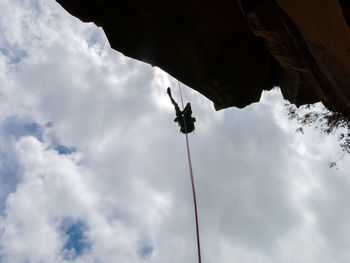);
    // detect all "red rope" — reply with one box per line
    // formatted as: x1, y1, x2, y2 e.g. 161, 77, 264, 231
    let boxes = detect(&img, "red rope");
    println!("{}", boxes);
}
177, 81, 202, 263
